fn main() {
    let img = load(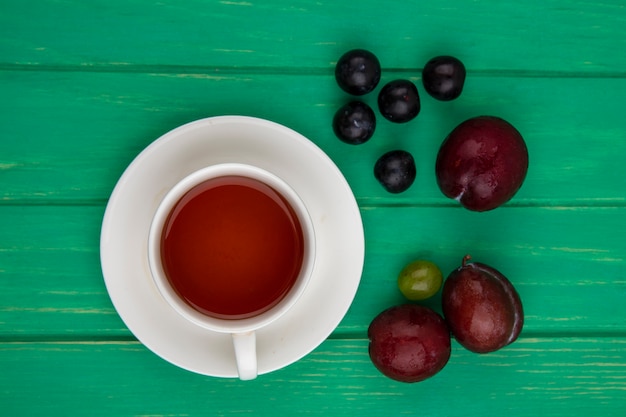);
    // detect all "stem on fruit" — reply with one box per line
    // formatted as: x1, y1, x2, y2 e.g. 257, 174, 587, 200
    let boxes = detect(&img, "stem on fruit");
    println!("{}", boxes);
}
462, 254, 472, 267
